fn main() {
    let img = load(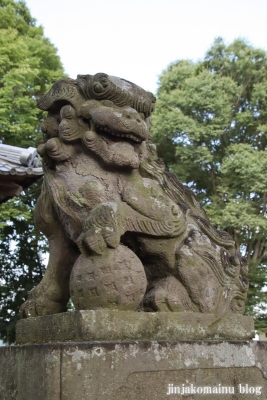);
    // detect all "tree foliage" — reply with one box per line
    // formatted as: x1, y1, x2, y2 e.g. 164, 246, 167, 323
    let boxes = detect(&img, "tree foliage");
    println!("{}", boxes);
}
152, 38, 267, 329
0, 0, 65, 343
0, 186, 47, 344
